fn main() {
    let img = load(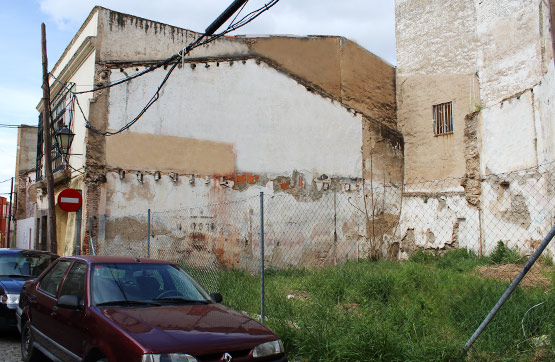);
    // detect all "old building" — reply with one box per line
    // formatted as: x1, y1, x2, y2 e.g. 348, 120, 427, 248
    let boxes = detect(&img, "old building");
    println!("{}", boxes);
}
14, 125, 39, 249
394, 0, 555, 257
22, 7, 402, 263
